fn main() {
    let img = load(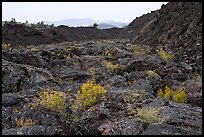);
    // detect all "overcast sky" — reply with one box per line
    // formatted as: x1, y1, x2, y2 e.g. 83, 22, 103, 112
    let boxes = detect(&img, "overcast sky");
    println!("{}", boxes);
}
2, 2, 168, 23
